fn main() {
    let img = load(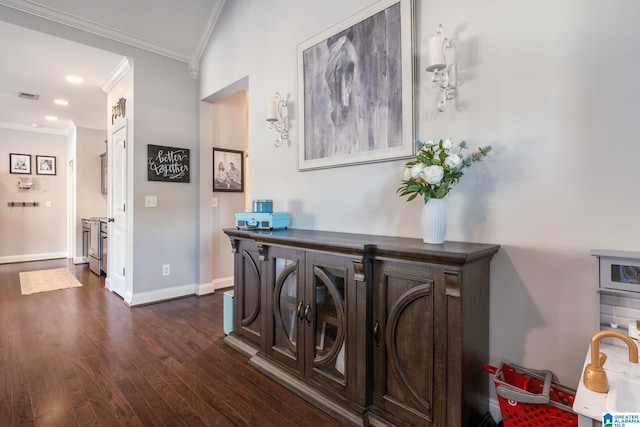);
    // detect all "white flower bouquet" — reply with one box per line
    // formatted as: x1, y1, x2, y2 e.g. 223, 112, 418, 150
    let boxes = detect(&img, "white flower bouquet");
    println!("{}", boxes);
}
397, 138, 491, 203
